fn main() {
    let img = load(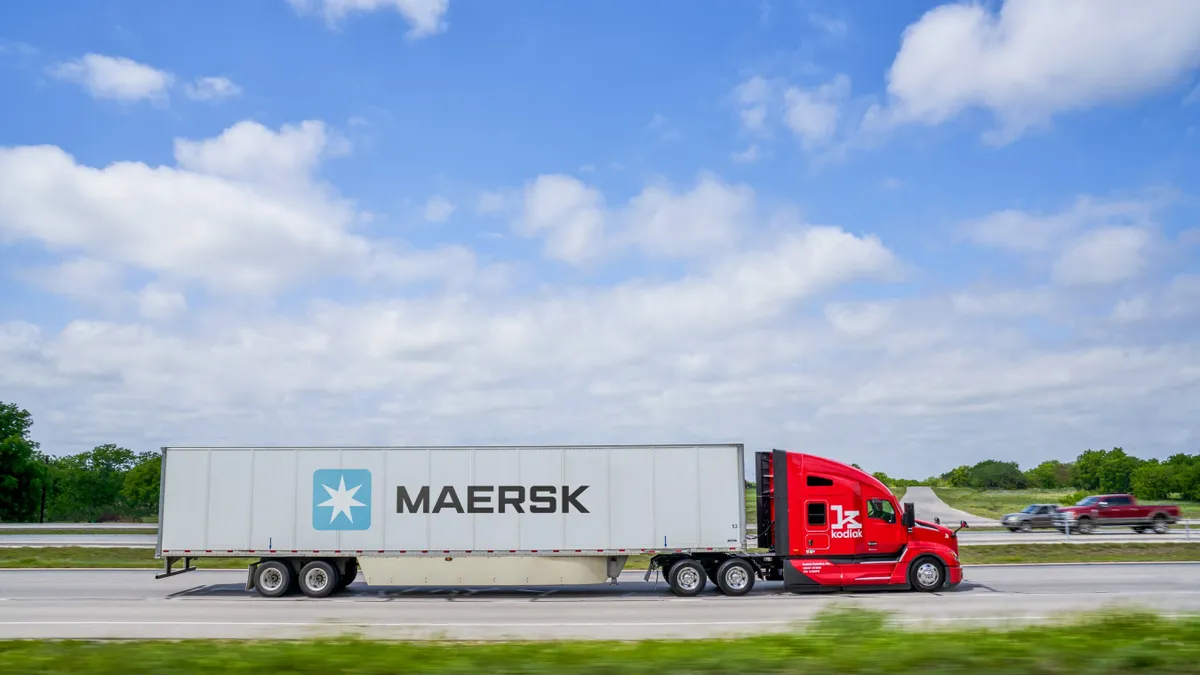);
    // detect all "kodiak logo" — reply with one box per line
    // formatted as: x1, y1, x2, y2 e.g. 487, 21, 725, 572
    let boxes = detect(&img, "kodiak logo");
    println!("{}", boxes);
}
397, 485, 590, 514
830, 504, 863, 539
